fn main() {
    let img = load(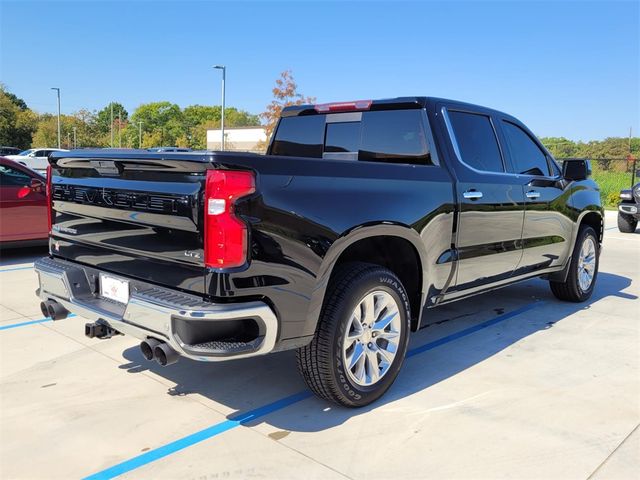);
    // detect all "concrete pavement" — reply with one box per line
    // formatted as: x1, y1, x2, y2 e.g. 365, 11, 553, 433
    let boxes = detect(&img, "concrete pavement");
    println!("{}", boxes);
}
1, 210, 638, 479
